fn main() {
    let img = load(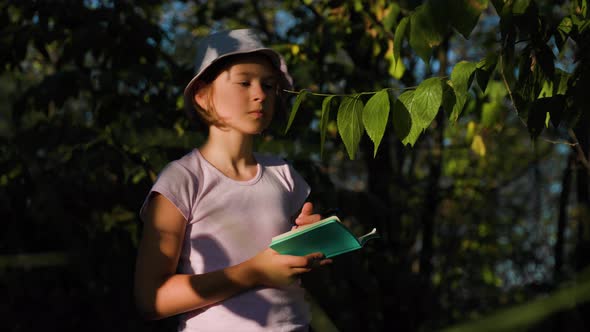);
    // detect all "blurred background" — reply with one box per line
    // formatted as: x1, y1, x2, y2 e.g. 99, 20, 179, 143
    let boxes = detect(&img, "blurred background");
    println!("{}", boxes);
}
1, 1, 589, 331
